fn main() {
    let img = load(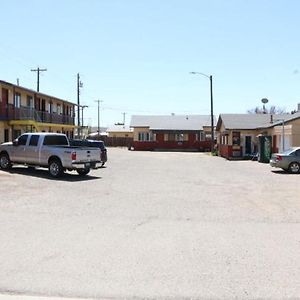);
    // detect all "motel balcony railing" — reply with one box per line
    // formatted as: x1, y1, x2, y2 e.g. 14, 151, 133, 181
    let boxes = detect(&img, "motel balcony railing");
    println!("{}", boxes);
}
0, 104, 75, 125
